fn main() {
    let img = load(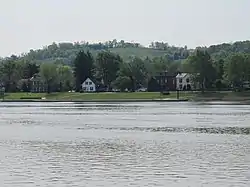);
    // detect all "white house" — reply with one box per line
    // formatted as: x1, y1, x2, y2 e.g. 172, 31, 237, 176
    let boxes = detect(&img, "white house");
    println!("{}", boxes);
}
176, 73, 194, 91
81, 78, 96, 92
